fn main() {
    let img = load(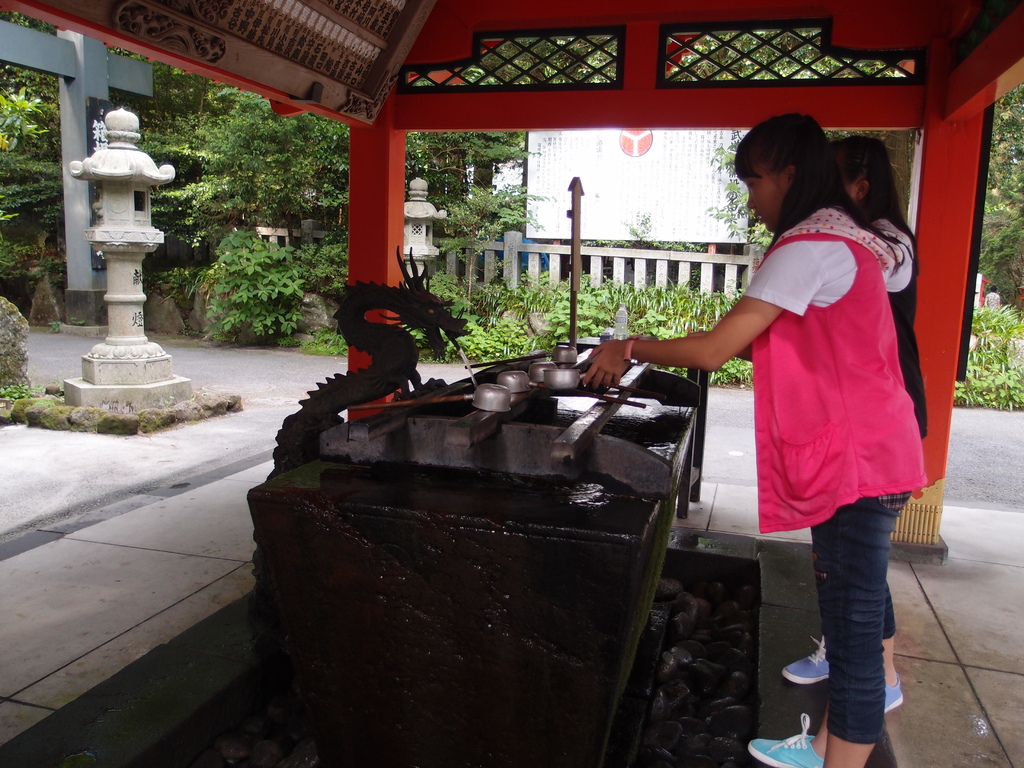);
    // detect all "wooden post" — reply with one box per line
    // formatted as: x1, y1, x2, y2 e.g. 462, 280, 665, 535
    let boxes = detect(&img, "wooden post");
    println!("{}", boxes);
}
567, 177, 584, 347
